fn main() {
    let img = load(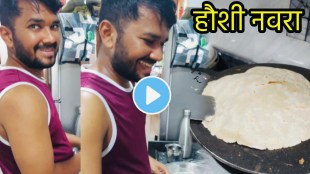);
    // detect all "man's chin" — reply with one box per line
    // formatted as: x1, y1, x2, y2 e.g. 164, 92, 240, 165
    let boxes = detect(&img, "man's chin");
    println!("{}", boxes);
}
42, 58, 56, 68
31, 62, 55, 69
136, 73, 151, 82
44, 62, 56, 69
